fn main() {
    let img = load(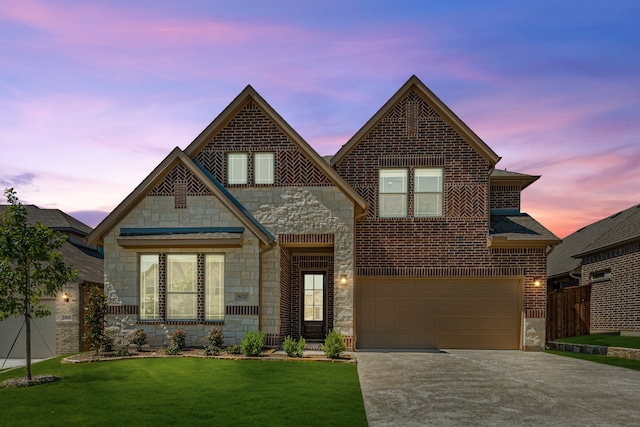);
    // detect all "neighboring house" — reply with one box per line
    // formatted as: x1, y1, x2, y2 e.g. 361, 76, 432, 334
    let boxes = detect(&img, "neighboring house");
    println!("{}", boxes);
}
548, 204, 640, 335
87, 75, 560, 351
0, 205, 103, 359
